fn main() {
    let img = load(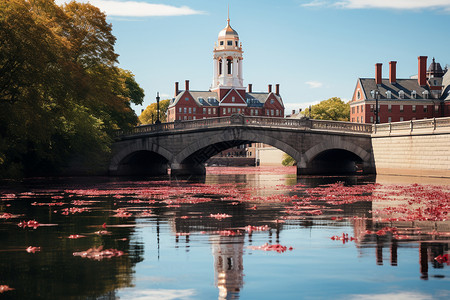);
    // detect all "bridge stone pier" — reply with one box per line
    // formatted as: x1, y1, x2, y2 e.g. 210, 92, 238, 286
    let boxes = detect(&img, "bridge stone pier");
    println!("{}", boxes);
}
110, 115, 375, 177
